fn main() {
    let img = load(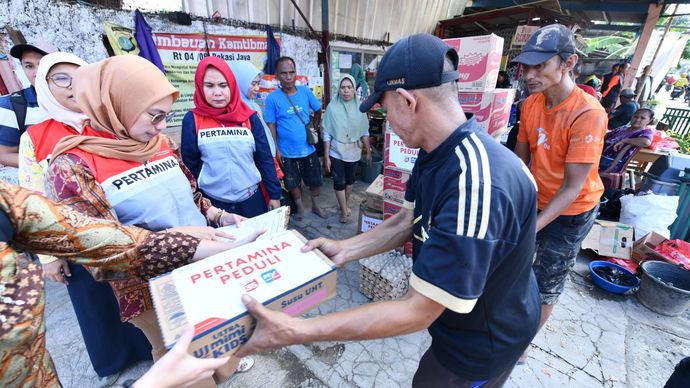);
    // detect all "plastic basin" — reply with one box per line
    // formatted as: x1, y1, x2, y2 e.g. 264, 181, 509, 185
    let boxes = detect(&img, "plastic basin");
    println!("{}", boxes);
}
589, 260, 640, 294
638, 260, 690, 316
360, 155, 383, 183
